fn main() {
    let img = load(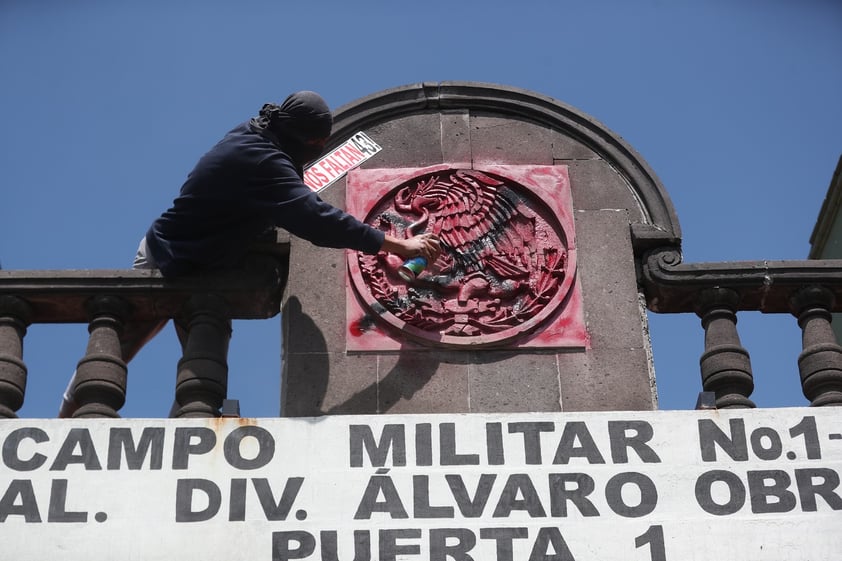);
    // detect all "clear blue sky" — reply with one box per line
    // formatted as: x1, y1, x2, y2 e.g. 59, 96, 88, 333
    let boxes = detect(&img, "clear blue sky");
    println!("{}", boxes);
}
1, 0, 840, 418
